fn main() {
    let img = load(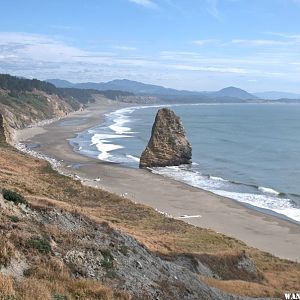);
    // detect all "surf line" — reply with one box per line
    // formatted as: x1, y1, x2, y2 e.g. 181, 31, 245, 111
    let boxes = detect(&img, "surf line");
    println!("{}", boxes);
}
178, 215, 202, 219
